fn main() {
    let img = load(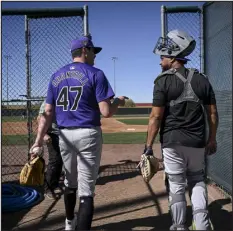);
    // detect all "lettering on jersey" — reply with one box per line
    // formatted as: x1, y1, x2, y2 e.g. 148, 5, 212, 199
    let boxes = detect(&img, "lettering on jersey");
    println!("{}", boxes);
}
52, 71, 88, 87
